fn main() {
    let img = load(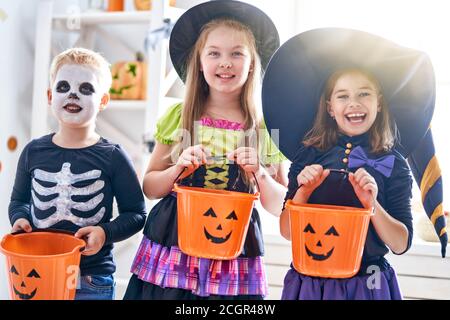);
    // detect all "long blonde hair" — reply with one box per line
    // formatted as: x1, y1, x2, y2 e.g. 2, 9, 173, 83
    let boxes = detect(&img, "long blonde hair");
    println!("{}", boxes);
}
303, 68, 396, 154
